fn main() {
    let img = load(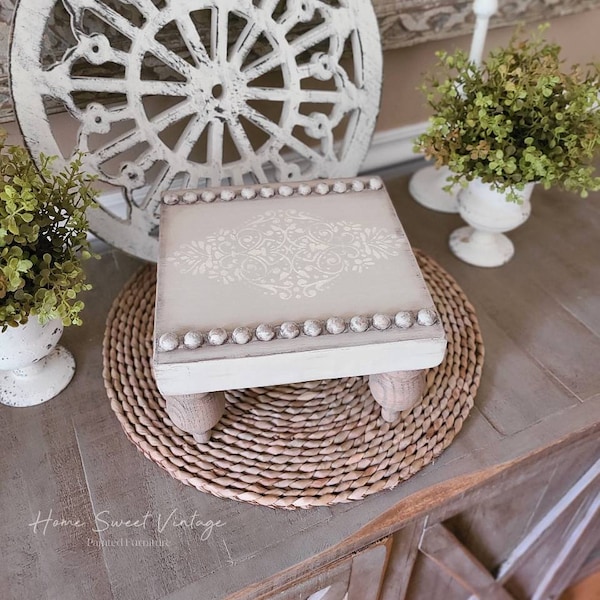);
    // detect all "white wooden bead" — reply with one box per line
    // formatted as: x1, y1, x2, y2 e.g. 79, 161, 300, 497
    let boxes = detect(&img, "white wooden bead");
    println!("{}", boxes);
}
333, 181, 347, 193
158, 332, 179, 351
232, 327, 252, 344
417, 309, 438, 326
372, 313, 392, 330
207, 328, 228, 345
395, 311, 415, 329
369, 177, 383, 190
326, 317, 346, 334
297, 184, 312, 196
201, 191, 216, 203
241, 187, 257, 199
163, 192, 179, 205
278, 185, 294, 197
303, 319, 323, 337
260, 187, 275, 198
183, 331, 203, 349
181, 191, 197, 204
349, 315, 369, 332
352, 180, 365, 192
280, 322, 300, 339
315, 182, 330, 195
255, 324, 275, 341
220, 189, 236, 201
